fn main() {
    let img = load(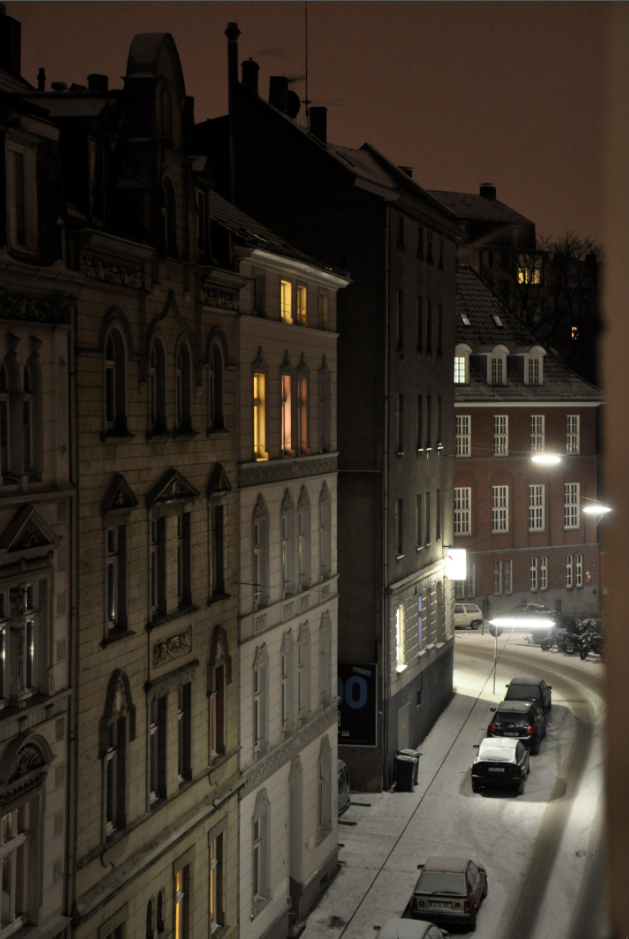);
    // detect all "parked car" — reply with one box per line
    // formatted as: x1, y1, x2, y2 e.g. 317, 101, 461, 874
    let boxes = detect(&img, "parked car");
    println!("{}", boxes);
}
487, 701, 546, 754
471, 737, 530, 794
454, 603, 484, 630
505, 677, 552, 712
410, 856, 488, 932
338, 760, 351, 816
380, 918, 451, 939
